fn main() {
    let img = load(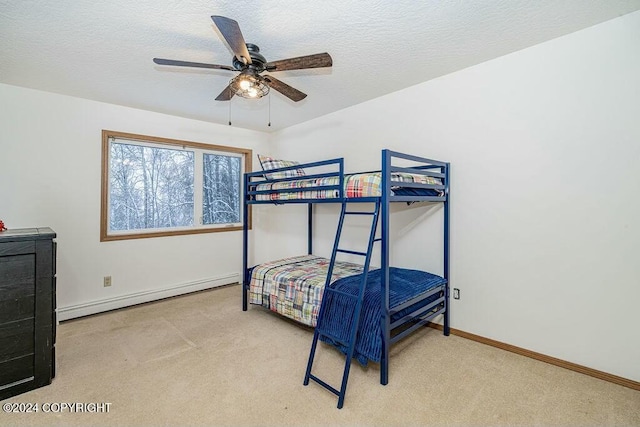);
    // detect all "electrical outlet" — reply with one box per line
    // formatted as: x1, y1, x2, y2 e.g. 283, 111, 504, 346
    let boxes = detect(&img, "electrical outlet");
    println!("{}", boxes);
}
103, 276, 112, 287
453, 288, 460, 300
